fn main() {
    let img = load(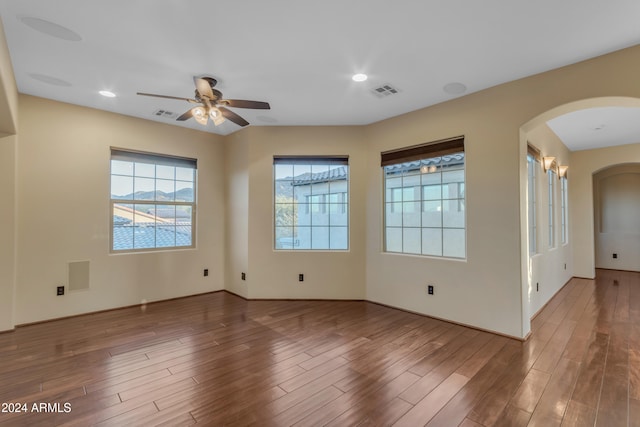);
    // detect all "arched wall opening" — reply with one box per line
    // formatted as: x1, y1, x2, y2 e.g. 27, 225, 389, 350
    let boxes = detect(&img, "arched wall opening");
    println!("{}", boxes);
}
518, 96, 640, 337
593, 163, 640, 272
